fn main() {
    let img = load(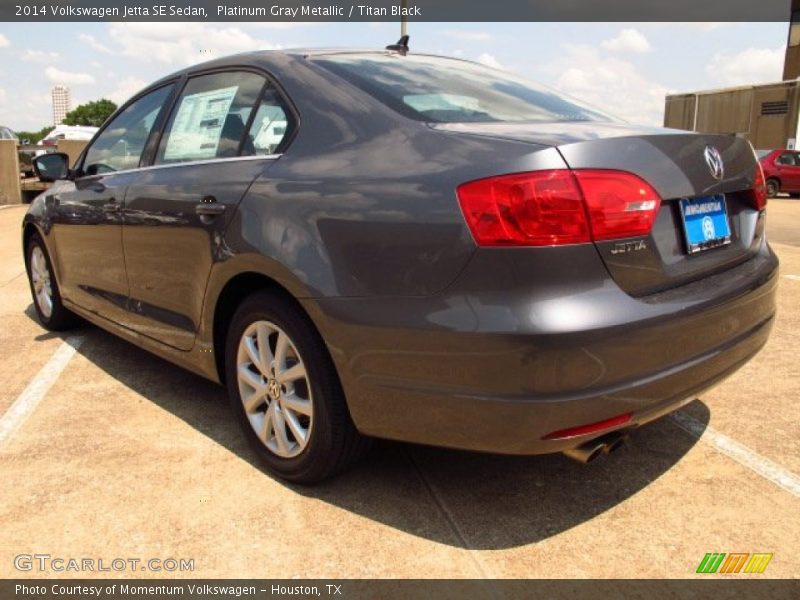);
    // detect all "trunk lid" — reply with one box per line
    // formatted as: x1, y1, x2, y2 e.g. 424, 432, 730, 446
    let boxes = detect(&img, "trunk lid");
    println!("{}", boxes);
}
433, 122, 764, 295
